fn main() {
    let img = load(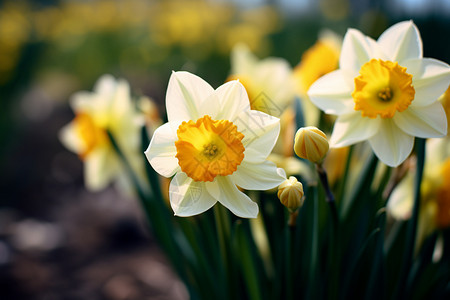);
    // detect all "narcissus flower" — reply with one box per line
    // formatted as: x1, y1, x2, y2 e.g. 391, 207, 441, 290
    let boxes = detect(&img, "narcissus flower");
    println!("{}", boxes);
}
227, 44, 296, 117
308, 21, 450, 167
145, 71, 285, 218
59, 75, 145, 192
